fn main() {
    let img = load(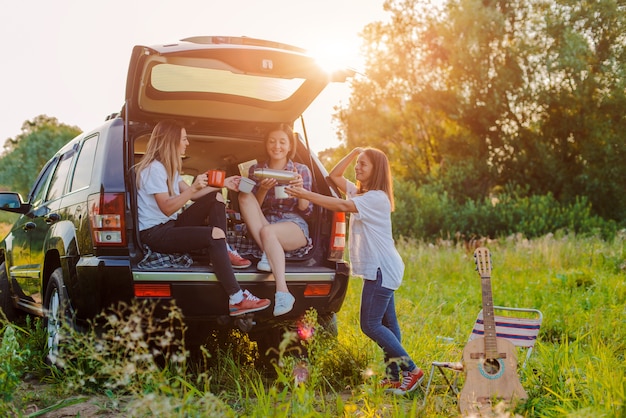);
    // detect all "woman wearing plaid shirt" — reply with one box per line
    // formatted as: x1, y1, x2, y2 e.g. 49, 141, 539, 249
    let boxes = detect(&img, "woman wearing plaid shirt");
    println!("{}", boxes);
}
238, 123, 313, 316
